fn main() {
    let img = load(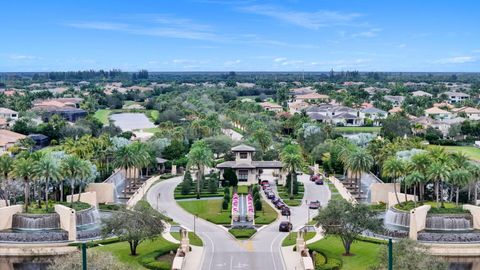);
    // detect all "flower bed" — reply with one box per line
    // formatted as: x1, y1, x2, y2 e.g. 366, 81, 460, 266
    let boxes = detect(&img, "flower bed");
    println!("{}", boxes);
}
231, 193, 239, 222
